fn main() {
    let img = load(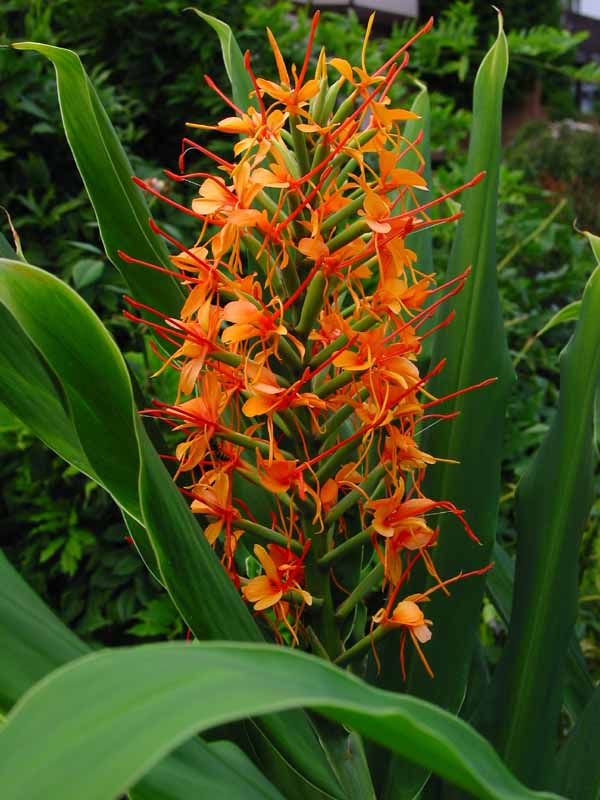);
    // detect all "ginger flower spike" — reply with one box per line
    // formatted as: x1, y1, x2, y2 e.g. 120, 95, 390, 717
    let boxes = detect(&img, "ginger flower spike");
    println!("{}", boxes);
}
127, 13, 494, 671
